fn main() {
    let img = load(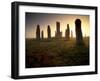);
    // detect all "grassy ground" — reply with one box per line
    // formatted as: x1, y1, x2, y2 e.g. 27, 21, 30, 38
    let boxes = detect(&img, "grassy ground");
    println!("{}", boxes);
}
25, 37, 89, 68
